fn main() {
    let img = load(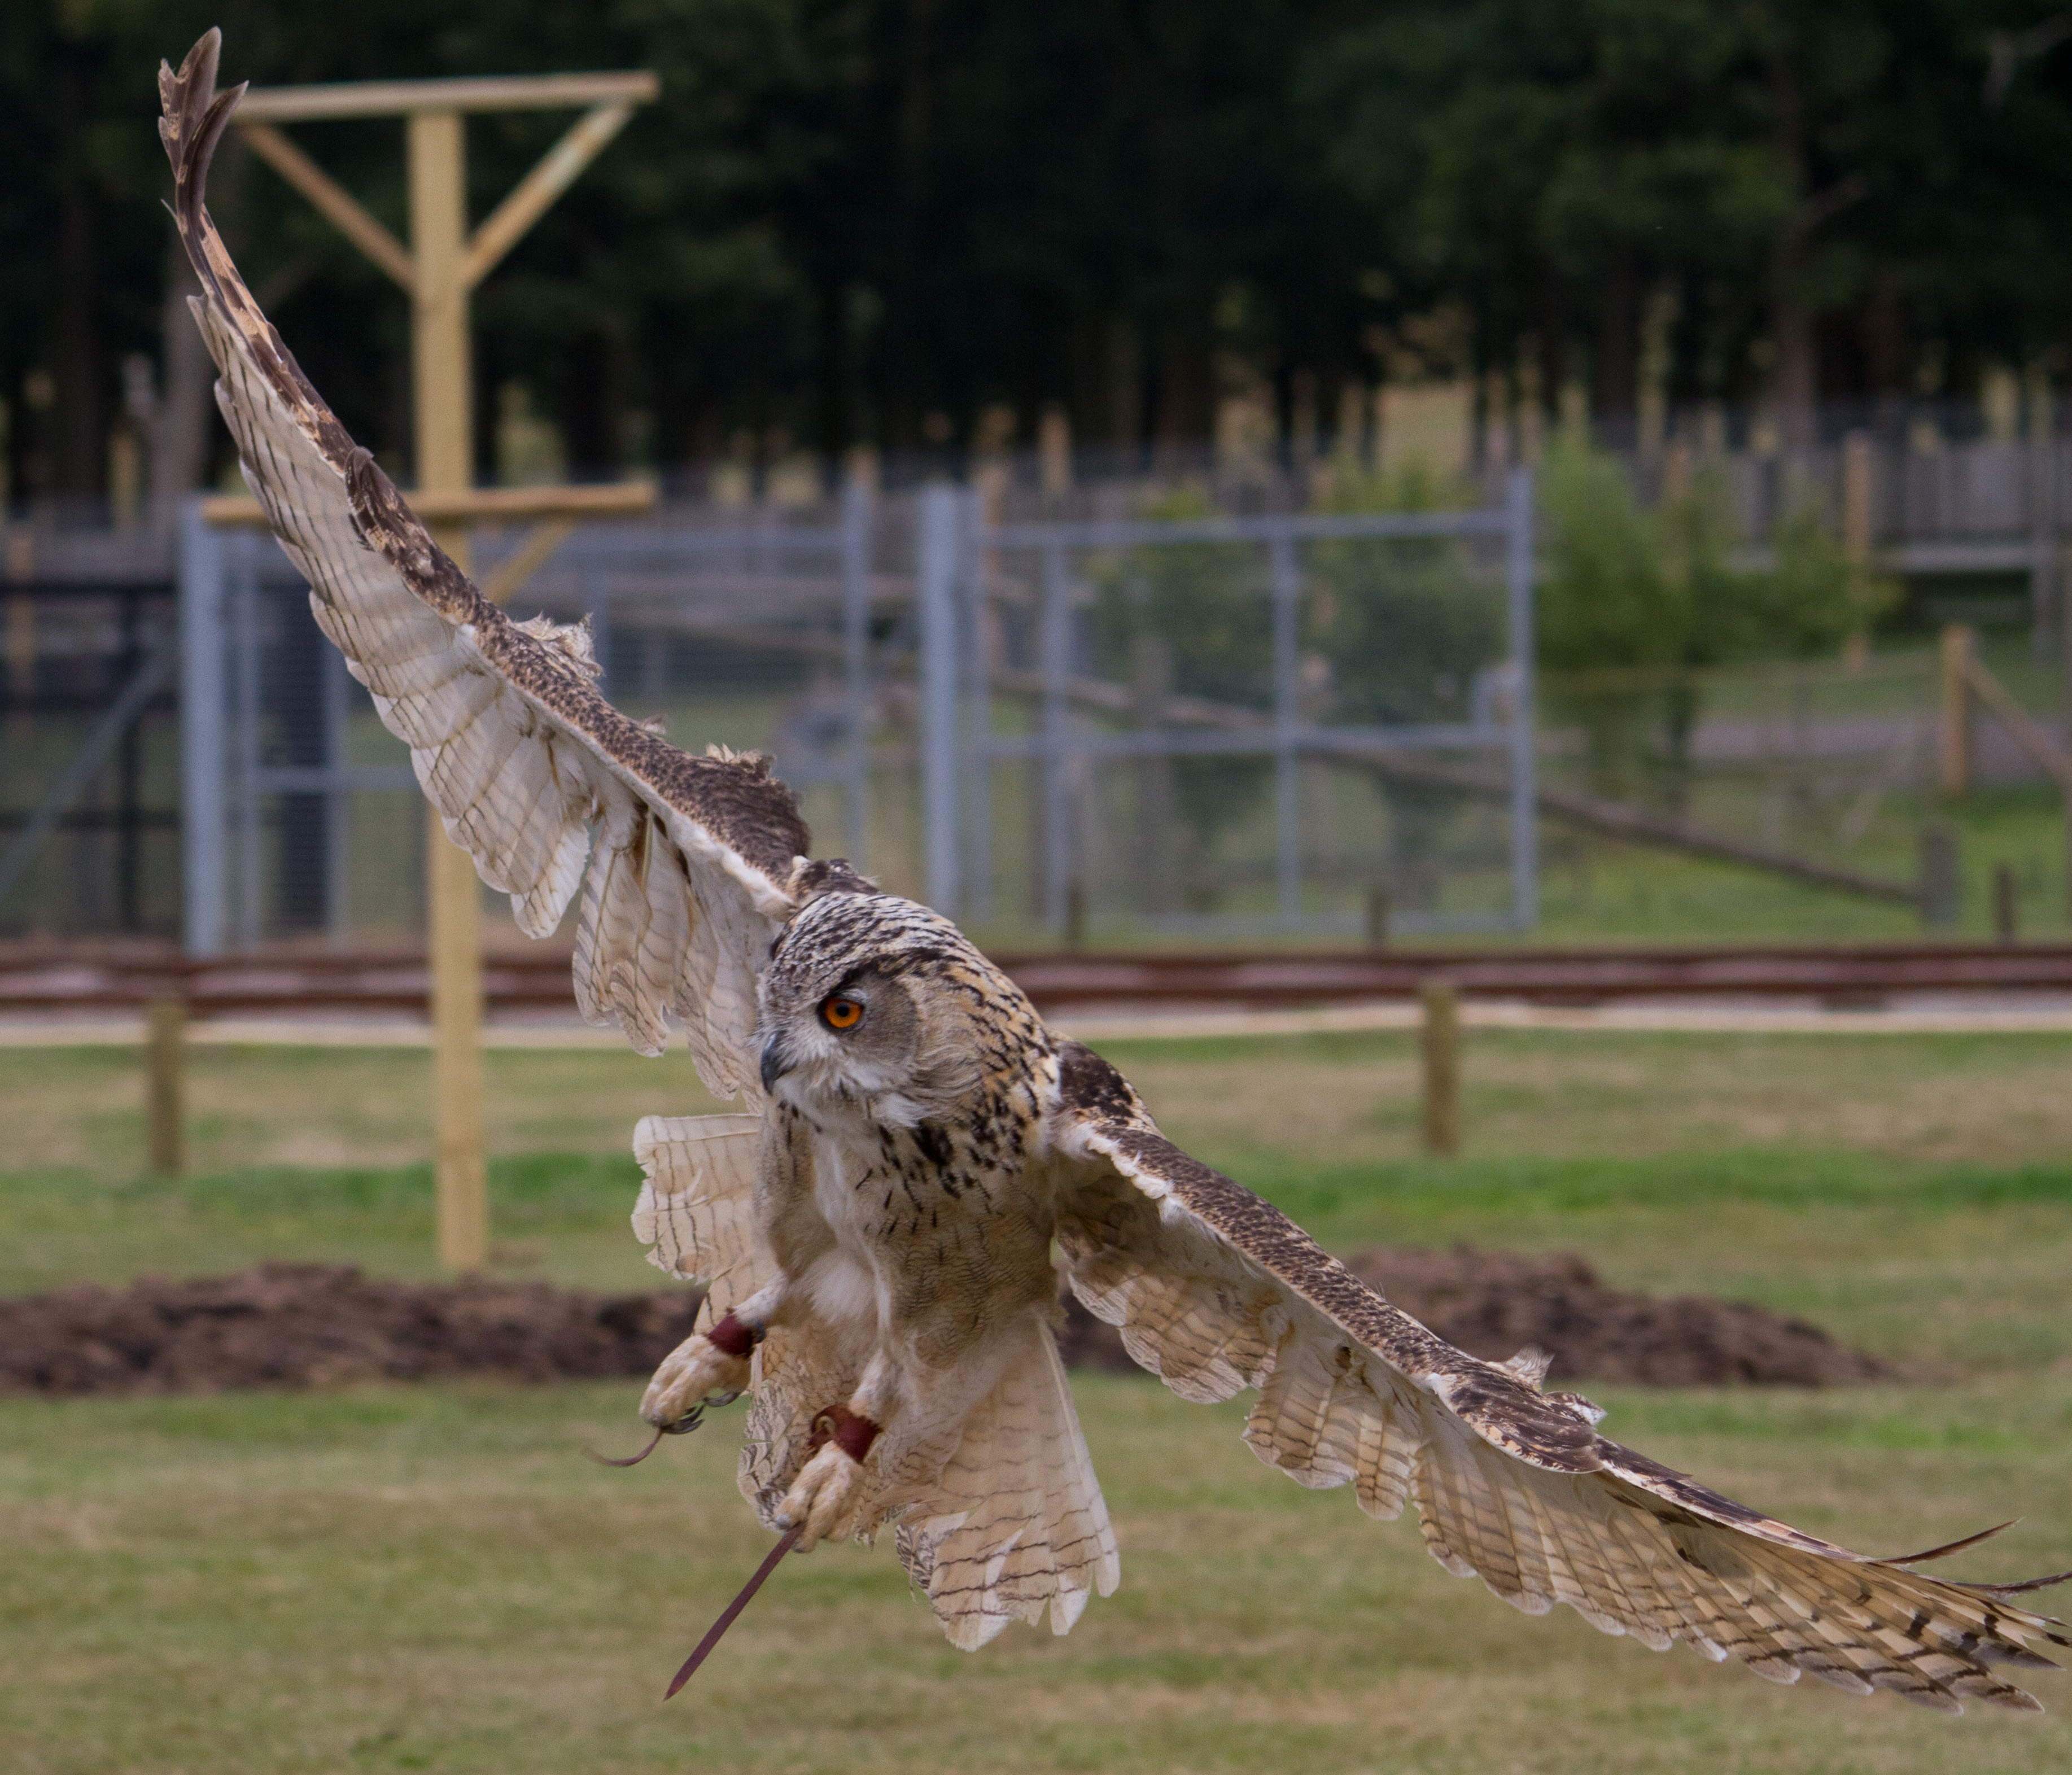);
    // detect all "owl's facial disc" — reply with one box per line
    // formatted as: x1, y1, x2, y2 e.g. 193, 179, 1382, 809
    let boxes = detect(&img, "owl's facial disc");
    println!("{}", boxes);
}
758, 966, 924, 1110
